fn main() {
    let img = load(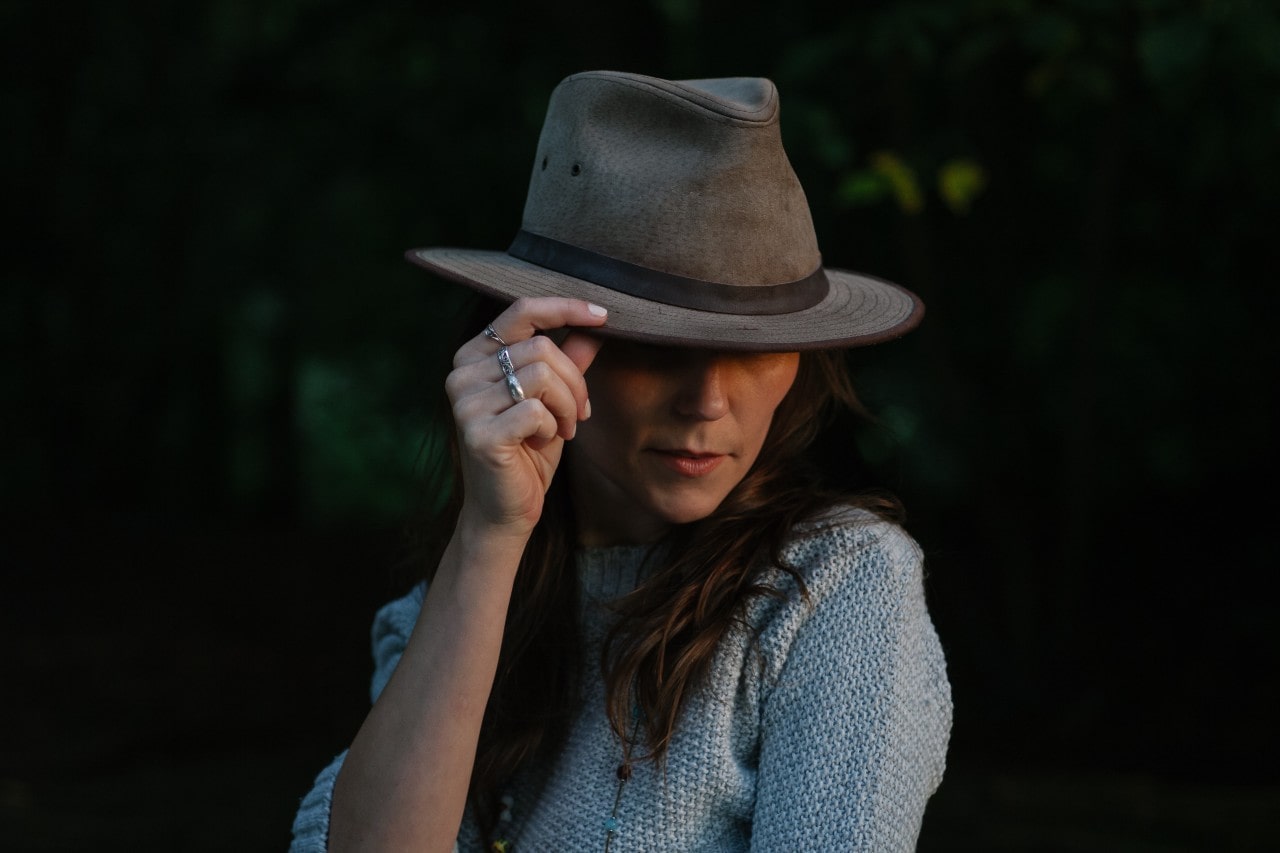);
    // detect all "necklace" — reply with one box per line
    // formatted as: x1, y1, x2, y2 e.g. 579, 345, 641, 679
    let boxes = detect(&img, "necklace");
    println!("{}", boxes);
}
491, 704, 642, 853
603, 704, 641, 851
